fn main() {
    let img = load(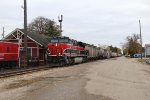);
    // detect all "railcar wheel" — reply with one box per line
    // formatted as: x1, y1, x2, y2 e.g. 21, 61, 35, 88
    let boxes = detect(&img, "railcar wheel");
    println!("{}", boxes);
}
59, 61, 66, 67
59, 61, 63, 67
